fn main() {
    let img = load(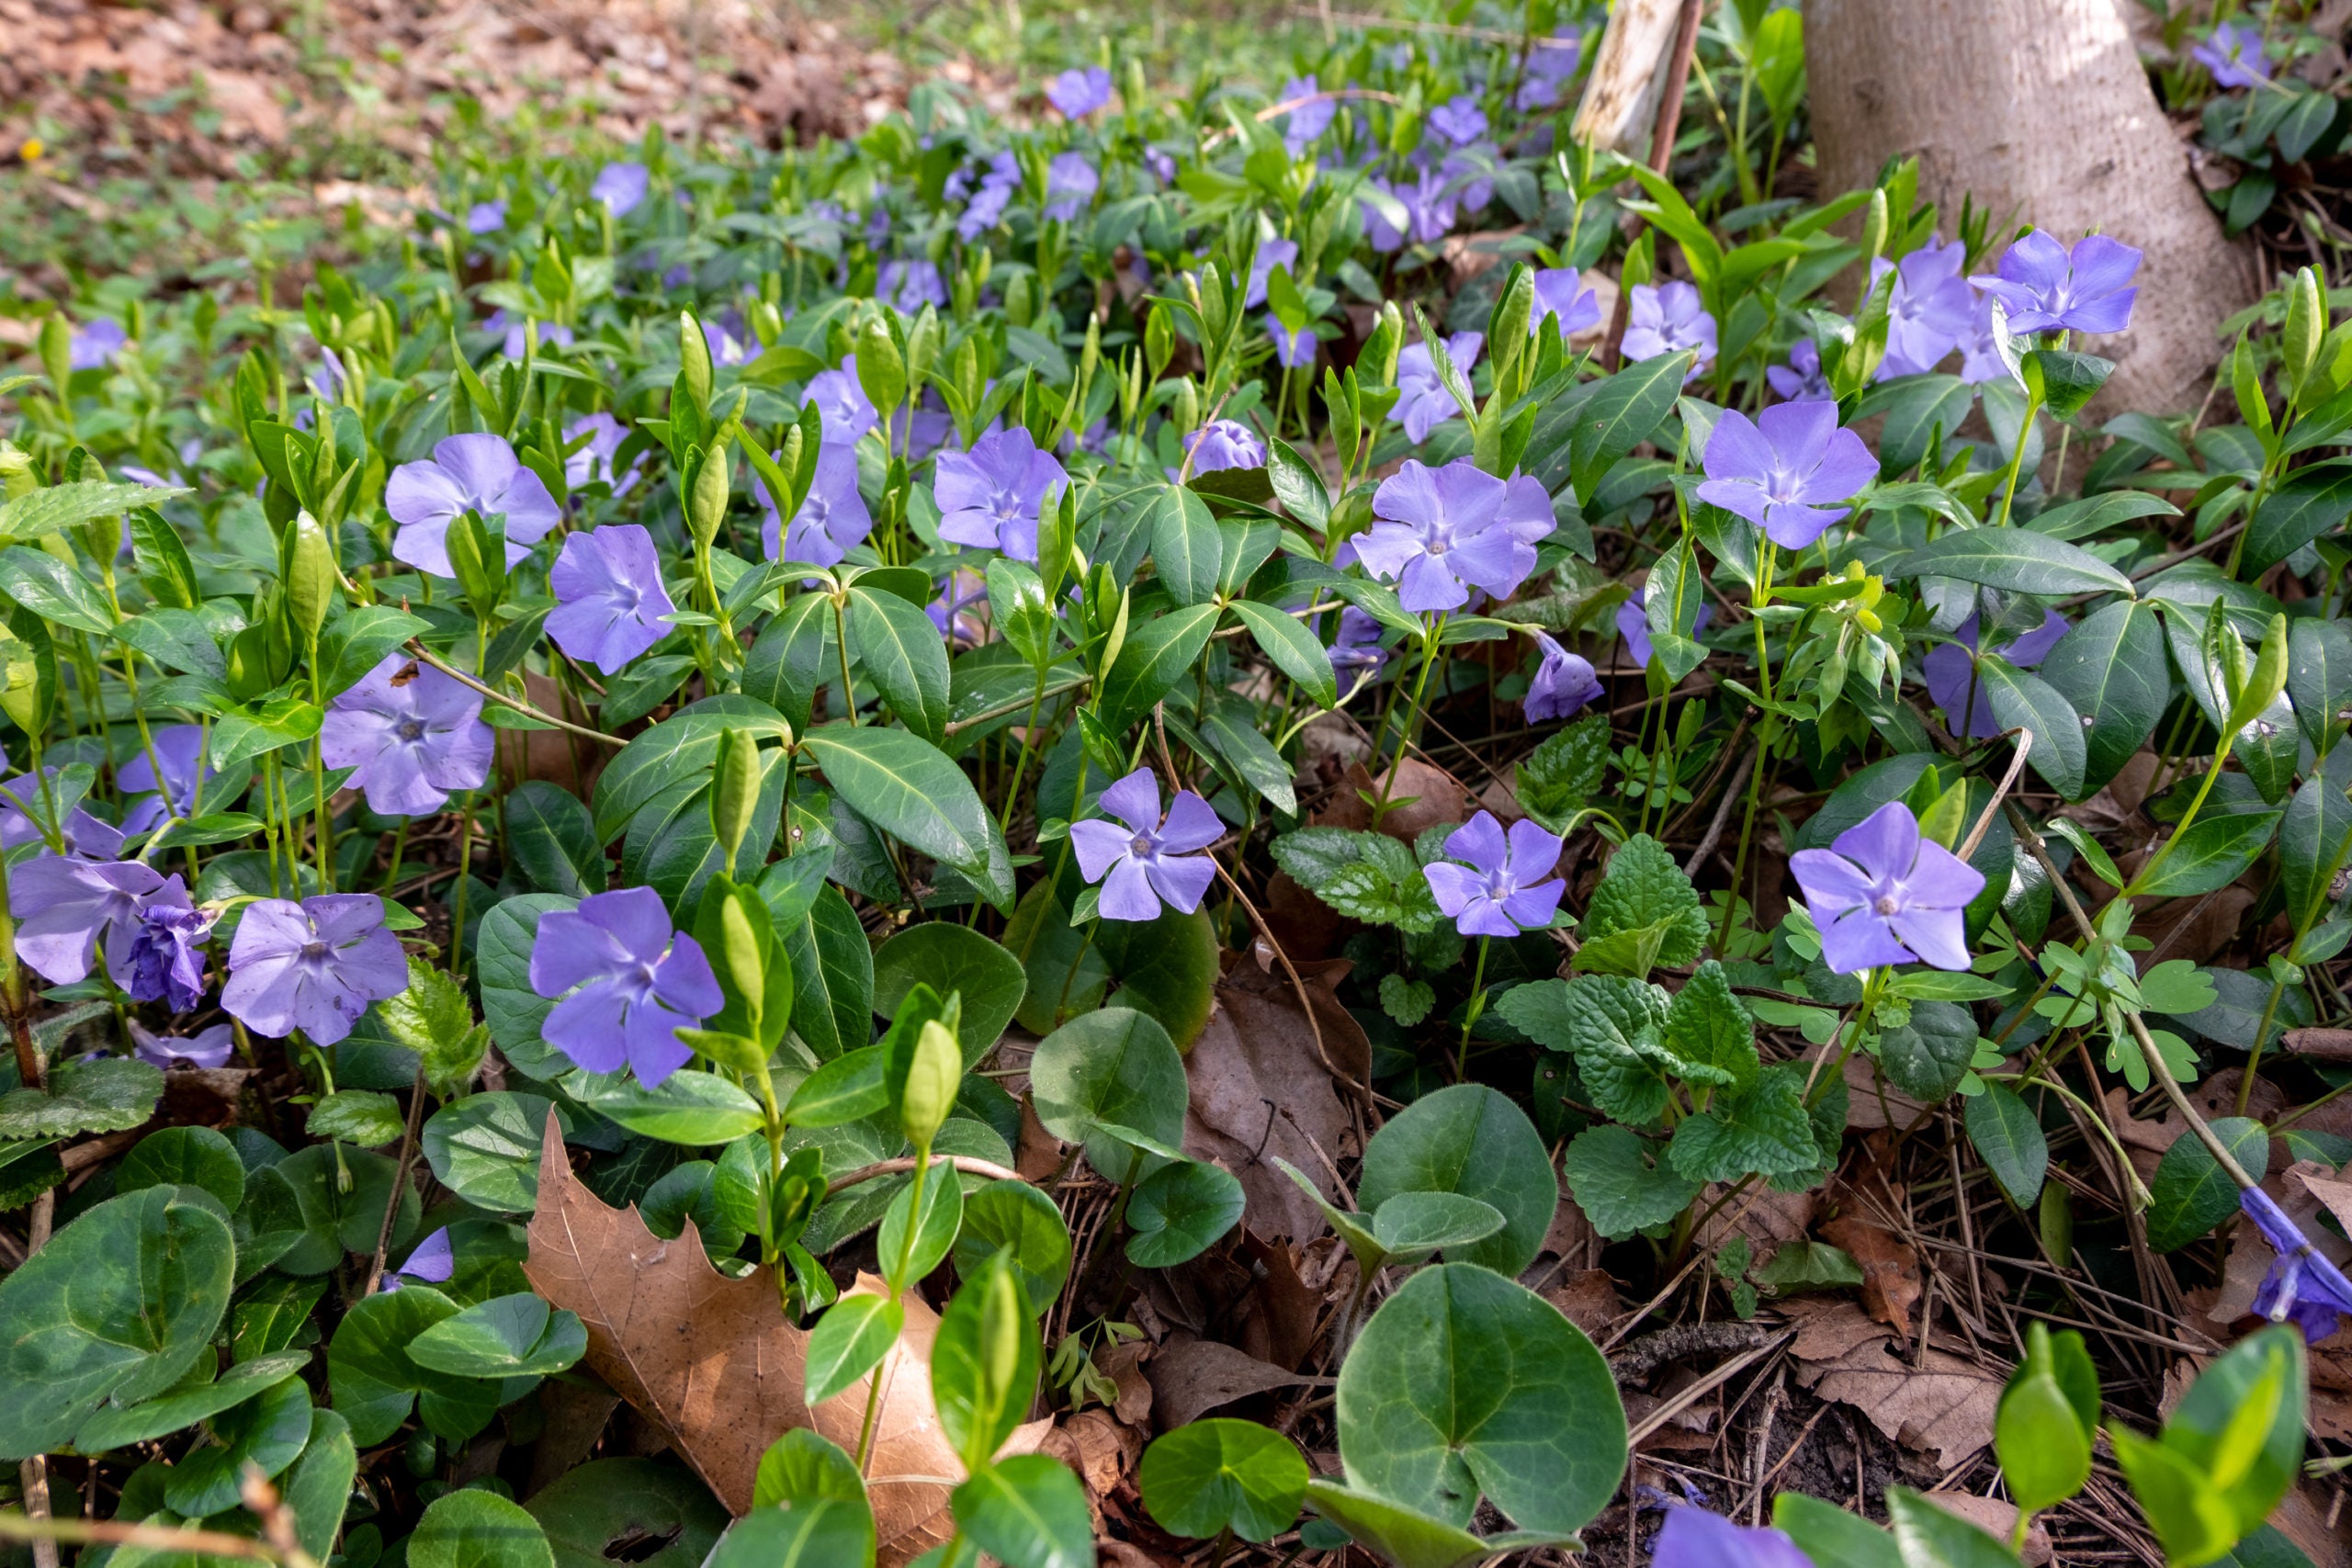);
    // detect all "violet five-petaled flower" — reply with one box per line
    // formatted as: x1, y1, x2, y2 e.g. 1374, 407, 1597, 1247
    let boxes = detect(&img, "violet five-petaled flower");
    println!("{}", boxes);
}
1425, 812, 1566, 938
130, 1021, 235, 1071
565, 412, 643, 497
223, 894, 408, 1046
385, 433, 561, 578
548, 525, 677, 675
1698, 400, 1878, 551
764, 443, 873, 568
1069, 769, 1222, 922
1622, 281, 1718, 376
2193, 20, 2271, 89
0, 769, 126, 860
591, 160, 650, 216
385, 1227, 455, 1292
123, 877, 214, 1012
1875, 238, 1977, 378
70, 318, 126, 371
1923, 609, 2070, 739
1429, 94, 1488, 146
119, 724, 214, 836
935, 427, 1069, 561
1044, 152, 1100, 220
928, 568, 990, 647
320, 654, 495, 818
1653, 1506, 1815, 1568
465, 200, 506, 234
1245, 238, 1299, 310
1525, 633, 1602, 723
1046, 65, 1113, 118
9, 854, 165, 987
1327, 605, 1388, 680
1765, 338, 1833, 403
1617, 584, 1713, 670
1269, 316, 1318, 368
806, 355, 878, 446
2242, 1187, 2352, 1343
1356, 457, 1553, 614
1184, 420, 1266, 476
1969, 229, 2142, 337
1393, 332, 1483, 444
529, 886, 724, 1088
1530, 267, 1600, 340
1789, 801, 1984, 974
1279, 74, 1335, 152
